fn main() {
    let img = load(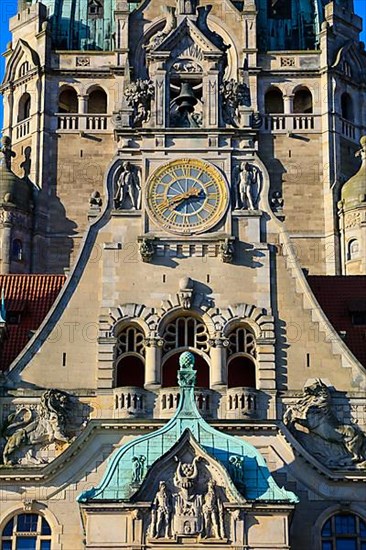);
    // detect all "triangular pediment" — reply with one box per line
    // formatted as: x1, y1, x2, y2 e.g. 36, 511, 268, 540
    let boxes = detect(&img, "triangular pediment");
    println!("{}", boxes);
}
151, 17, 223, 60
2, 39, 40, 86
